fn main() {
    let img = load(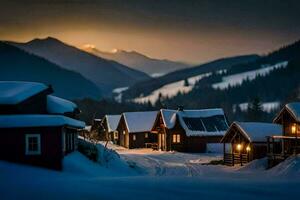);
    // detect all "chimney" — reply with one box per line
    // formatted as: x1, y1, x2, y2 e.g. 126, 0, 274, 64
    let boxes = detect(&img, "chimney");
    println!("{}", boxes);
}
177, 105, 184, 111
